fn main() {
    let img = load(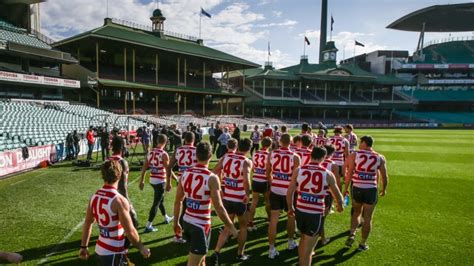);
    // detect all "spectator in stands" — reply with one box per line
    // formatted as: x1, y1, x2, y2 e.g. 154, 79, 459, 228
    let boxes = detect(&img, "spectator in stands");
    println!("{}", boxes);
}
73, 130, 80, 159
99, 126, 110, 161
217, 127, 232, 158
86, 126, 94, 161
231, 123, 241, 143
209, 123, 216, 147
213, 123, 223, 155
263, 123, 273, 138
